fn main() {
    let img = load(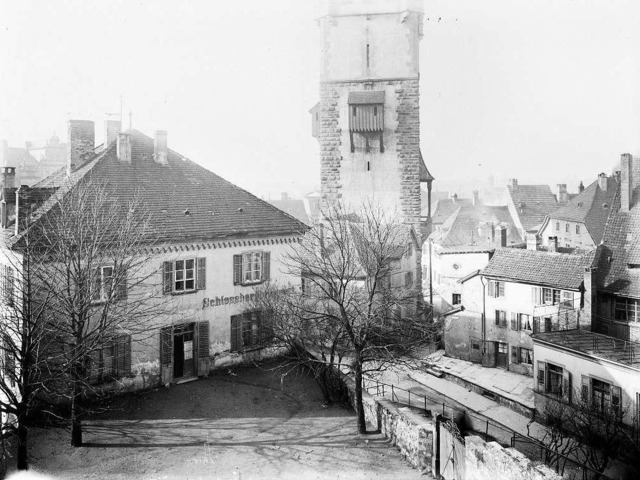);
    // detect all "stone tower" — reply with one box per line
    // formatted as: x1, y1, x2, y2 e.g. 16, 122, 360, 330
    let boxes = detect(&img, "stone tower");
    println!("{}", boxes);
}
317, 0, 432, 229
